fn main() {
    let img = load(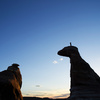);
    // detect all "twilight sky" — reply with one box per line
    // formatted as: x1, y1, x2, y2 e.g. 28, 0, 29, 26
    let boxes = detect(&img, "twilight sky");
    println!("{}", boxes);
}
1, 0, 100, 98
